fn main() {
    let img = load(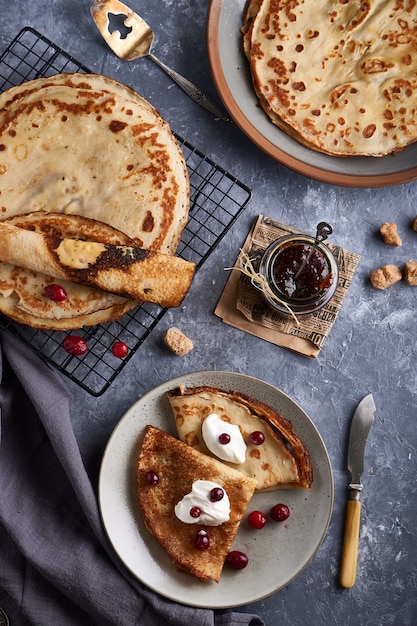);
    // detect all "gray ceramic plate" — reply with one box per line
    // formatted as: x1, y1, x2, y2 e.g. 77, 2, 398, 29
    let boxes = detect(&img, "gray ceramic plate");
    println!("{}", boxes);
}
98, 371, 333, 608
206, 0, 417, 187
